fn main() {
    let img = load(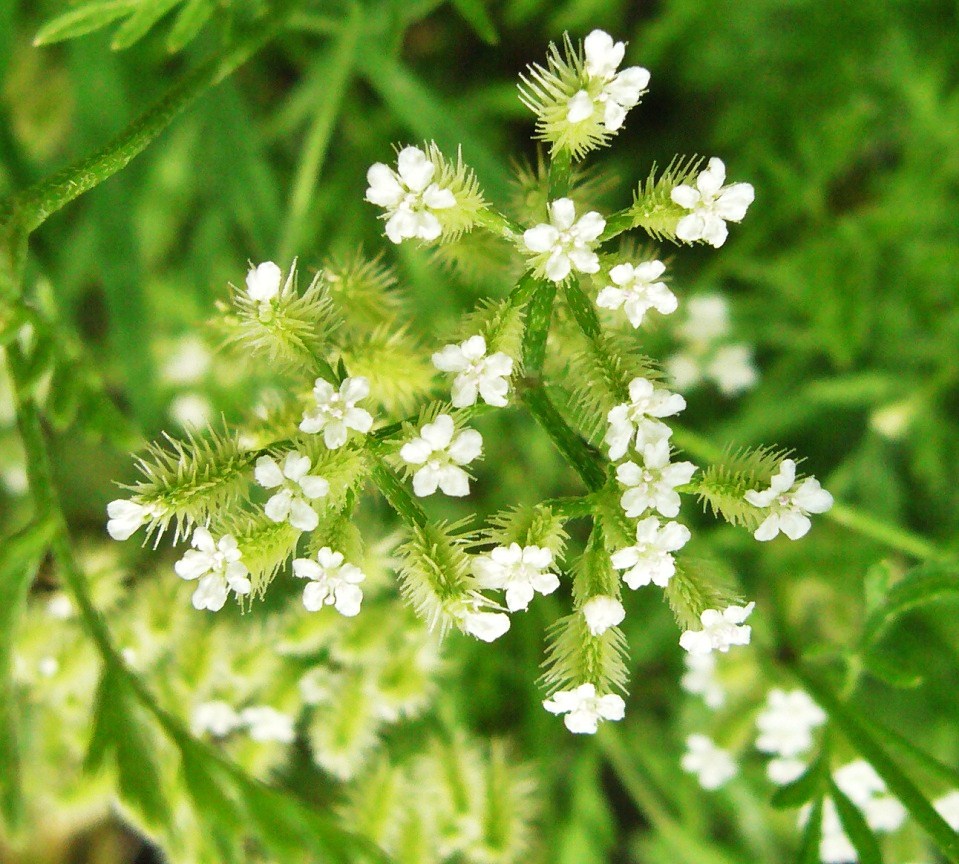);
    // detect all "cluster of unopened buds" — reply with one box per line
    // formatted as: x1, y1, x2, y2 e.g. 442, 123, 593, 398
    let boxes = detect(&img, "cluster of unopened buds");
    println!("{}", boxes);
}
106, 29, 834, 736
